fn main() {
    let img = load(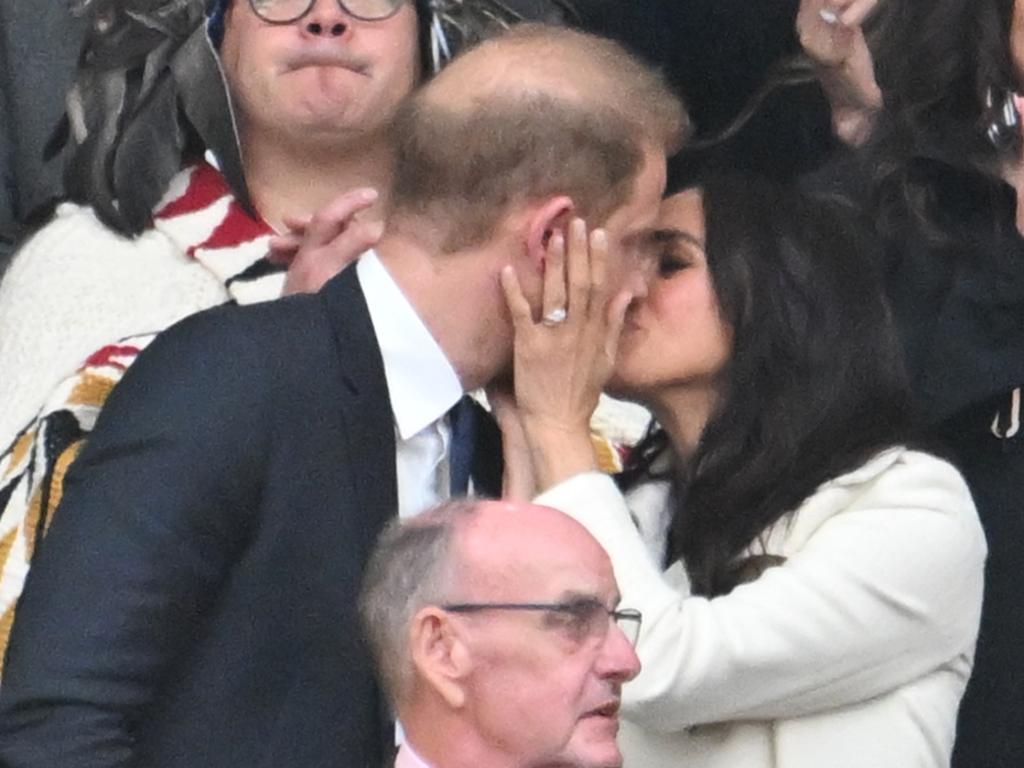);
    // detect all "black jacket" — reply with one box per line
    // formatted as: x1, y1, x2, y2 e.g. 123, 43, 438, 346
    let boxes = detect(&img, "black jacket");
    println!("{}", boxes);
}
876, 159, 1024, 768
0, 267, 406, 768
809, 150, 1024, 768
